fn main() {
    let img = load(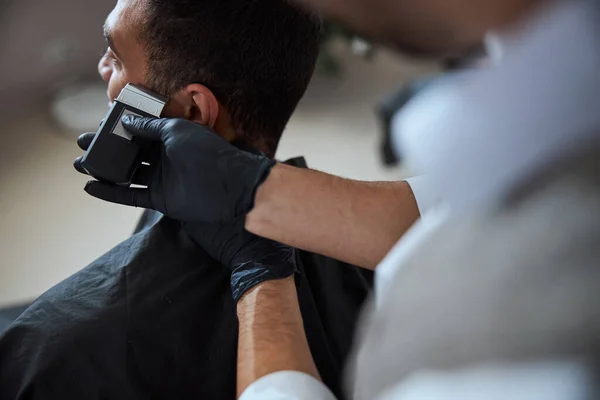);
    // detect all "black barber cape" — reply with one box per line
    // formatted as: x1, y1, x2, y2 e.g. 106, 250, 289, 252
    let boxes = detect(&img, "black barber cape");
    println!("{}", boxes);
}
0, 158, 373, 400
